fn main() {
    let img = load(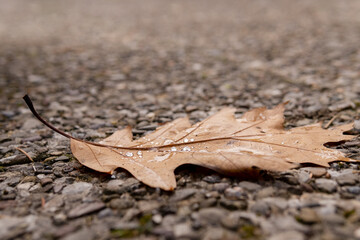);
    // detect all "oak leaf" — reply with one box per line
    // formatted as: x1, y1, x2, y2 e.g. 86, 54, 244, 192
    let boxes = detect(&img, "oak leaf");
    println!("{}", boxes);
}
24, 95, 356, 190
